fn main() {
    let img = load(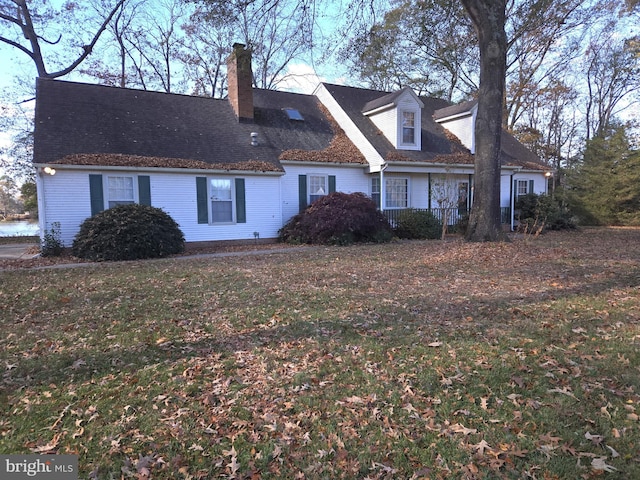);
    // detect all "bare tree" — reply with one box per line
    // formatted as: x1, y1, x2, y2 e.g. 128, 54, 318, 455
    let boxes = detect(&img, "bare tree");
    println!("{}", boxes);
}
193, 0, 317, 91
585, 31, 640, 140
121, 0, 187, 93
0, 0, 127, 79
179, 6, 234, 97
